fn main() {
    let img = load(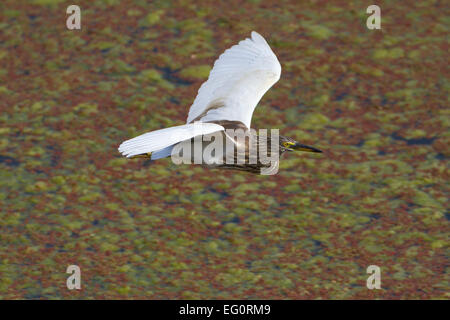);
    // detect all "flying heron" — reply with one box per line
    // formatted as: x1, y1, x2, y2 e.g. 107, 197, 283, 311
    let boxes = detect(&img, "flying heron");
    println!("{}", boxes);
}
118, 31, 322, 174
